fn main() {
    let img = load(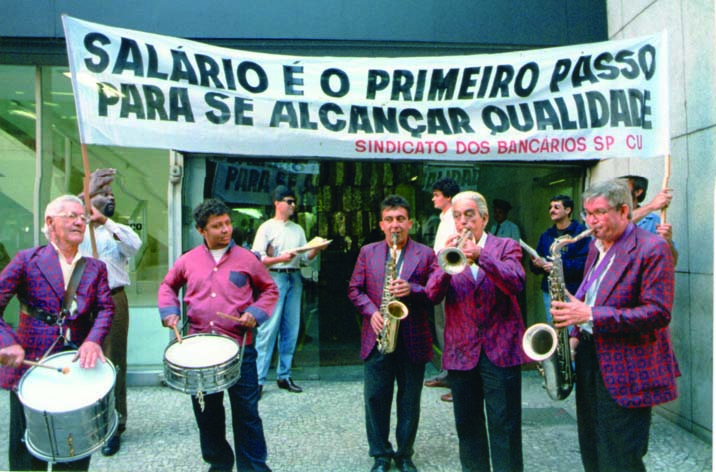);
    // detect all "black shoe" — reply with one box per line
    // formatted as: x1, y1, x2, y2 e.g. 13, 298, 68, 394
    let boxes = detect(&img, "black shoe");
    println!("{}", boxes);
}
395, 457, 418, 472
370, 457, 391, 472
277, 378, 303, 393
101, 434, 121, 456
